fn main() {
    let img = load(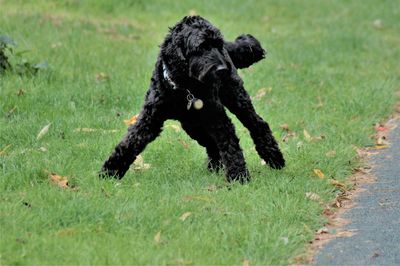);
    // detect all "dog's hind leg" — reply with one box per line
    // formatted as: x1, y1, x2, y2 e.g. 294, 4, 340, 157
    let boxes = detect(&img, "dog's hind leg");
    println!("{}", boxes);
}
100, 99, 166, 179
180, 122, 222, 172
220, 81, 285, 170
